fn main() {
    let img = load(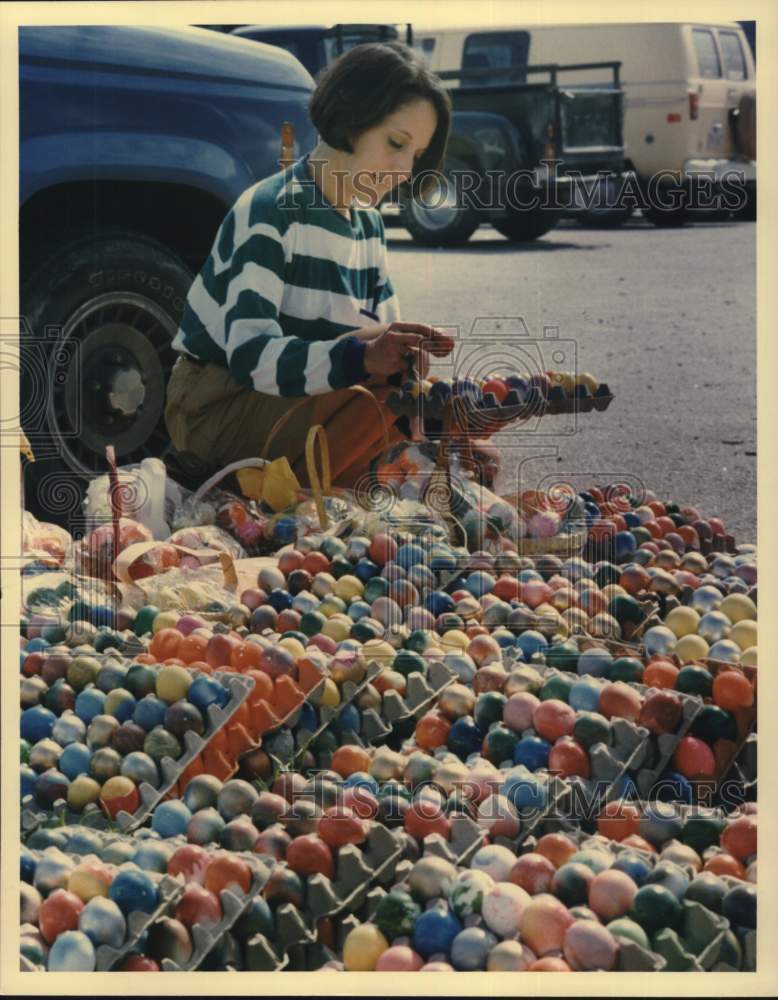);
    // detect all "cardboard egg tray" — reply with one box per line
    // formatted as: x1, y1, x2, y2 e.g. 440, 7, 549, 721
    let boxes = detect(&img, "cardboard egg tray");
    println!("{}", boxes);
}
22, 798, 113, 841
358, 659, 460, 745
116, 670, 255, 832
385, 384, 615, 429
243, 897, 319, 972
160, 858, 273, 972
